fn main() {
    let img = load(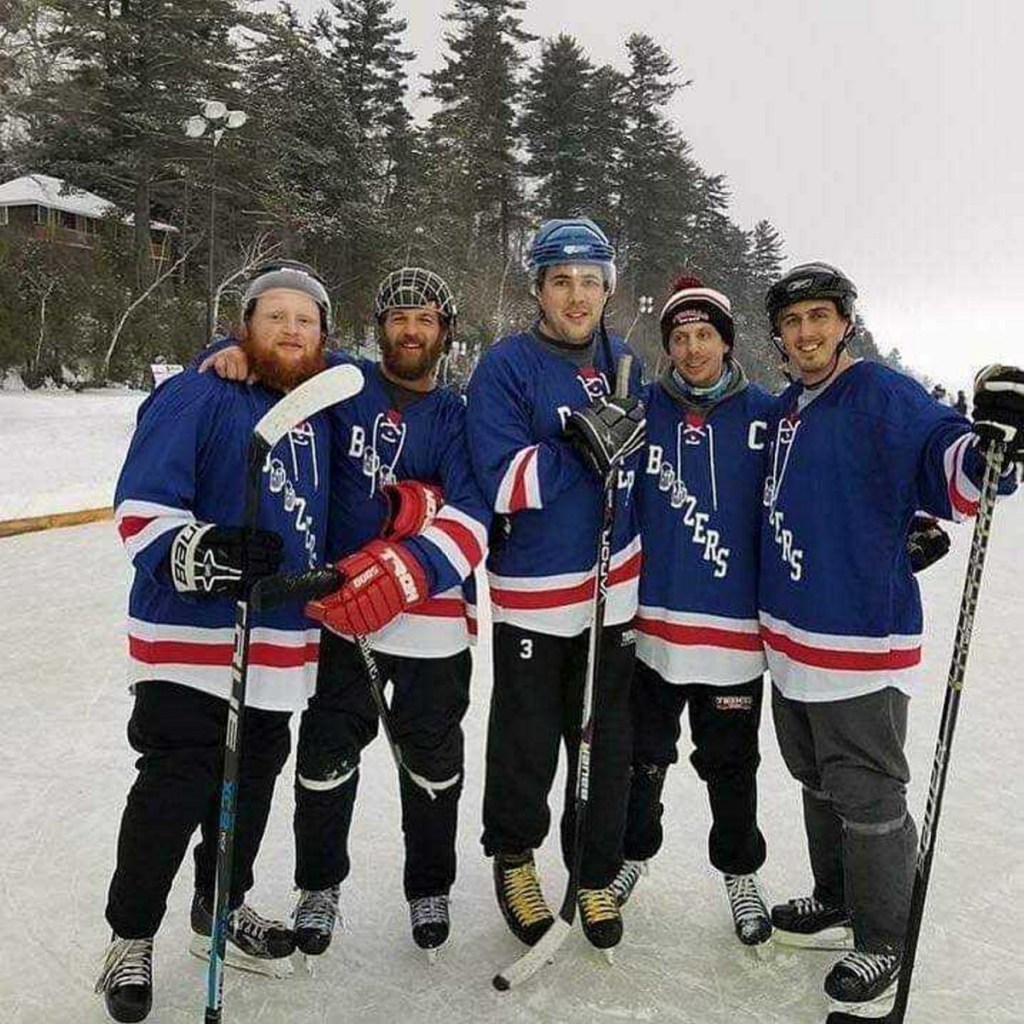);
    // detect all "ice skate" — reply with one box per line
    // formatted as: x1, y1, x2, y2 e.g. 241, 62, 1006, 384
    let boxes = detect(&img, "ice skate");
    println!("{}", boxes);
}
188, 891, 295, 978
609, 858, 648, 906
293, 884, 341, 957
410, 894, 450, 963
95, 934, 153, 1023
770, 895, 854, 950
577, 886, 622, 959
724, 873, 772, 949
825, 950, 900, 1017
493, 851, 554, 946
